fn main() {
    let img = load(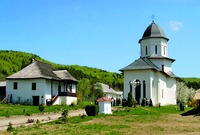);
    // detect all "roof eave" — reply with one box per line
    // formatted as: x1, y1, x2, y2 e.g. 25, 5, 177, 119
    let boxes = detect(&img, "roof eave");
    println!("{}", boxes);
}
138, 36, 169, 43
